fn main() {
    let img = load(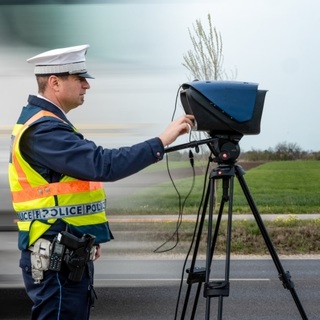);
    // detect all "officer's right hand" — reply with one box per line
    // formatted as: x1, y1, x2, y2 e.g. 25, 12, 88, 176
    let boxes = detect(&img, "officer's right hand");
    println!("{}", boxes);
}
159, 115, 195, 147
